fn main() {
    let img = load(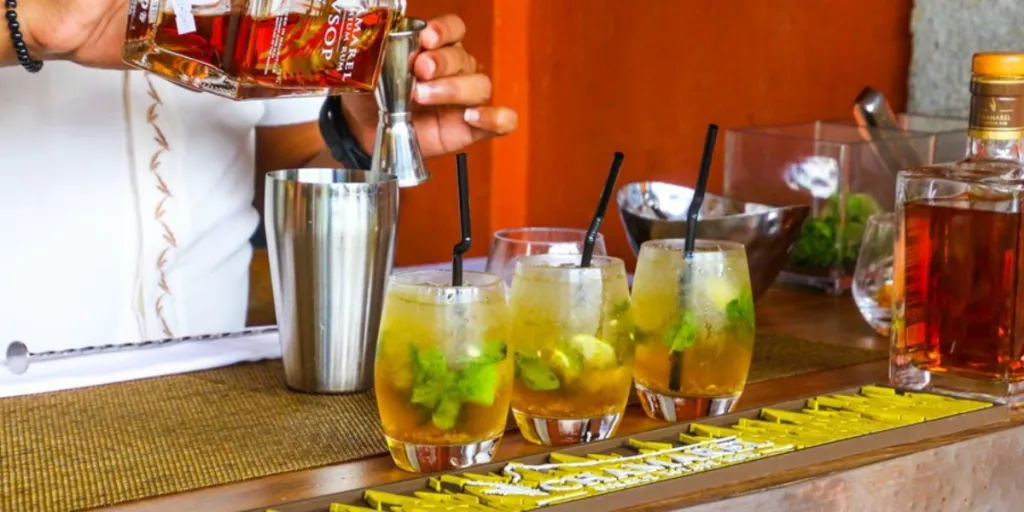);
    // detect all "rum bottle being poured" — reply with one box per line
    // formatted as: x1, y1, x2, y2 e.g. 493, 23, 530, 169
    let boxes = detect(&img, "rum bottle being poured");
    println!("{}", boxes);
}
122, 0, 399, 100
892, 51, 1024, 405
